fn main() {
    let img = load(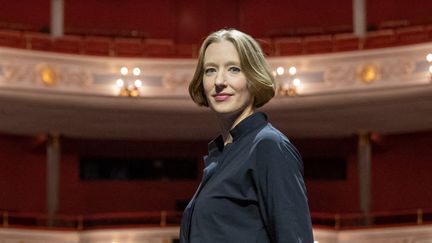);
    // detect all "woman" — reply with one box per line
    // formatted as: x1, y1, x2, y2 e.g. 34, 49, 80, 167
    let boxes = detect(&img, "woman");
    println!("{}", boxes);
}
180, 29, 313, 243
